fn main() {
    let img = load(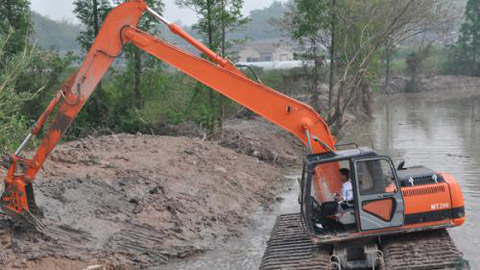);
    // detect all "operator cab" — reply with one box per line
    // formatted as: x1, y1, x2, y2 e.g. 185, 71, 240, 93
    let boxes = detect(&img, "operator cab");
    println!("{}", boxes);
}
299, 147, 405, 240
